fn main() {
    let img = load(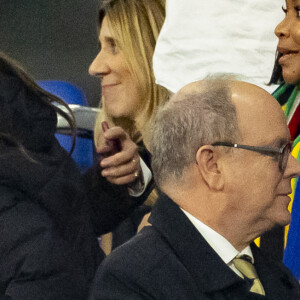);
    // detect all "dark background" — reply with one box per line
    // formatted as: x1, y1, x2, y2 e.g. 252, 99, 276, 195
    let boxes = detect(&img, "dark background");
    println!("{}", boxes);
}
0, 0, 102, 107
